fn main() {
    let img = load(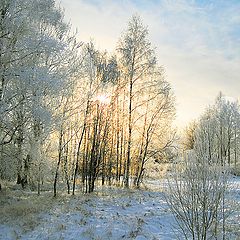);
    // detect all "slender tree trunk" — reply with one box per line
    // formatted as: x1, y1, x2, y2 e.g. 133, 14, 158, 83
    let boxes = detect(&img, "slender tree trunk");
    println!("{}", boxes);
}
84, 125, 91, 193
53, 127, 63, 197
16, 127, 24, 185
136, 135, 149, 187
88, 105, 99, 193
108, 127, 114, 186
72, 122, 86, 195
126, 75, 133, 188
119, 126, 123, 183
73, 101, 90, 195
116, 97, 120, 181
